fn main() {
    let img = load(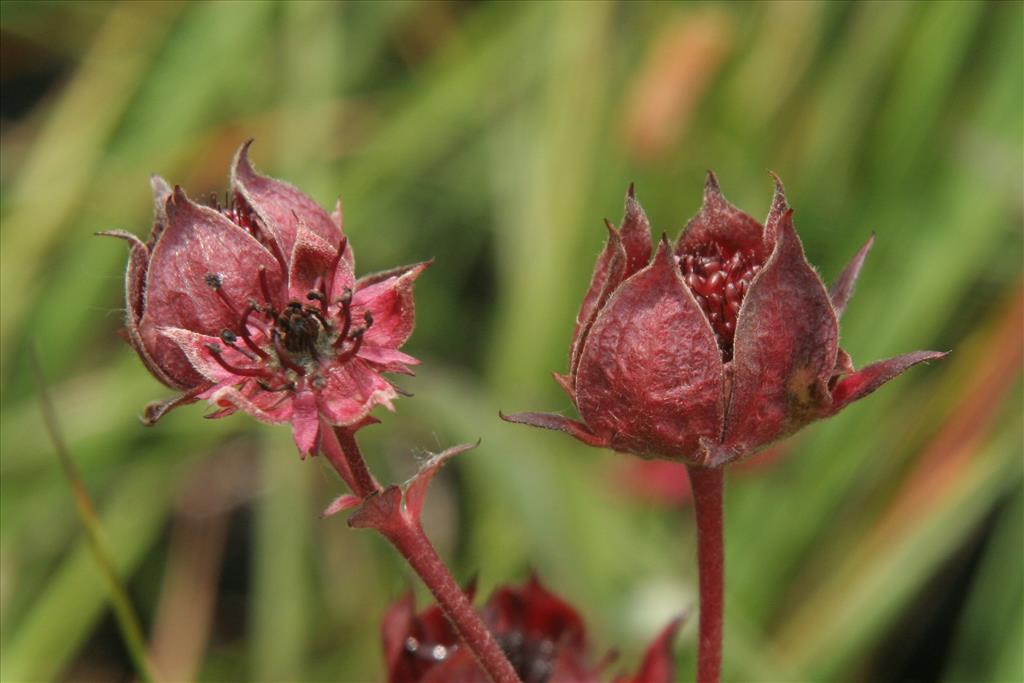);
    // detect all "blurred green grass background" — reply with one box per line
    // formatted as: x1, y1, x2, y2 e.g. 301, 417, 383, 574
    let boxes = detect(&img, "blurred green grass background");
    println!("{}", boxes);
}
1, 1, 1021, 681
